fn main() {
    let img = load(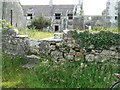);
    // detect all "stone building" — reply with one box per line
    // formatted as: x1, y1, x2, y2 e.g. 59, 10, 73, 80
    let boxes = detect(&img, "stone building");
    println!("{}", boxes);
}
103, 0, 120, 27
0, 0, 3, 29
84, 15, 106, 29
22, 0, 84, 31
0, 0, 2, 20
1, 0, 26, 28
